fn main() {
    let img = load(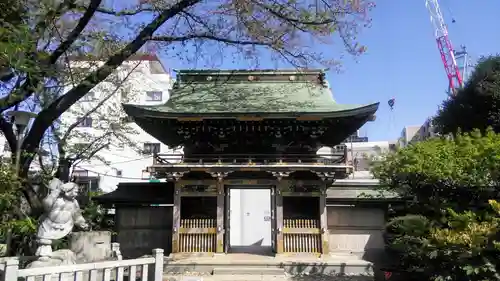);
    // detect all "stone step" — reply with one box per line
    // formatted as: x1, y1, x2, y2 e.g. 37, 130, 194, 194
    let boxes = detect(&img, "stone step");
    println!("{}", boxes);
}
210, 276, 287, 281
163, 275, 286, 281
213, 267, 285, 276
